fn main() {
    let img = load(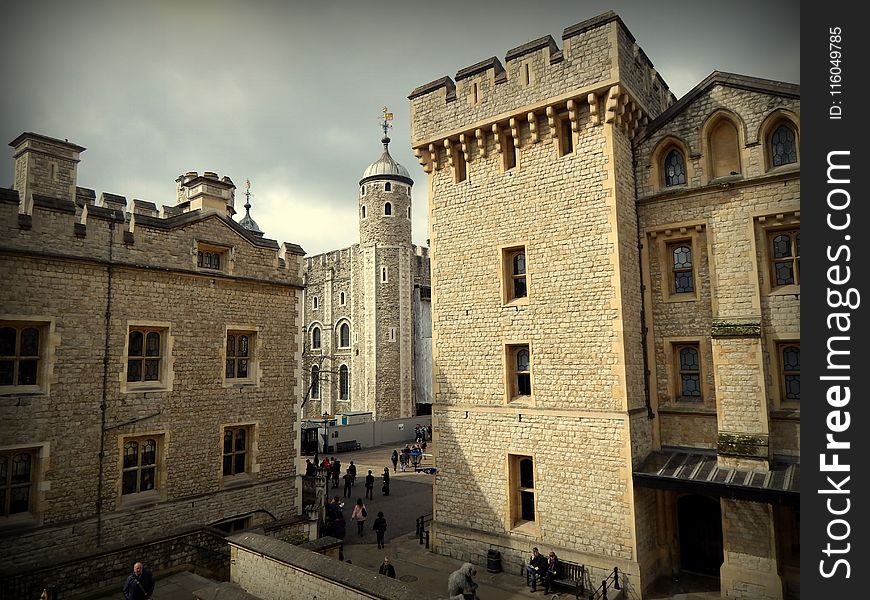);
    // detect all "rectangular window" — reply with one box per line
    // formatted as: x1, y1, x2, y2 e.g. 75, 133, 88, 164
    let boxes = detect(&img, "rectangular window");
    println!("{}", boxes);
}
502, 131, 517, 171
226, 331, 255, 381
508, 454, 536, 528
196, 243, 228, 271
501, 246, 528, 305
0, 322, 45, 390
769, 229, 800, 287
455, 146, 467, 182
223, 426, 251, 477
778, 341, 800, 404
558, 116, 573, 156
0, 448, 38, 517
505, 343, 532, 402
121, 435, 161, 496
675, 342, 702, 401
126, 328, 165, 385
667, 241, 695, 294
